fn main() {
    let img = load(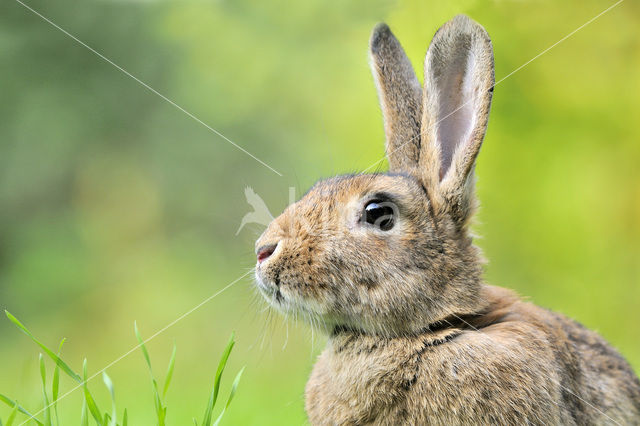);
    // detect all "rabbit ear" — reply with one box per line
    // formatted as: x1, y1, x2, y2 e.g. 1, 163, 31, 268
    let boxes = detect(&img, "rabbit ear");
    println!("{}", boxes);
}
420, 15, 494, 226
370, 24, 423, 173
